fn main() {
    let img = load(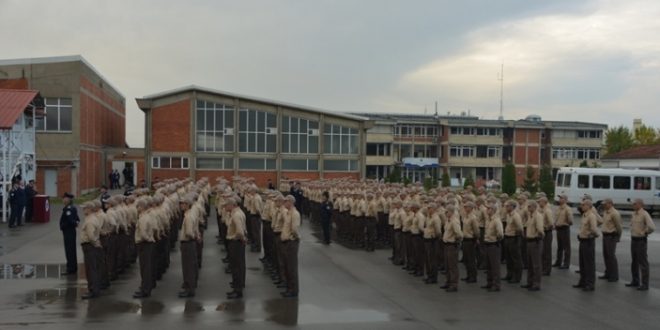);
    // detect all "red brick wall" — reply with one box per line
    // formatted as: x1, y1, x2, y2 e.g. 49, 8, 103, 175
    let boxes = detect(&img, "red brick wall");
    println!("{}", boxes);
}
137, 161, 145, 184
151, 169, 190, 181
324, 172, 360, 180
151, 99, 191, 152
57, 167, 72, 196
80, 77, 125, 148
514, 128, 541, 144
237, 171, 278, 188
515, 166, 538, 186
281, 172, 320, 181
79, 150, 103, 193
35, 168, 45, 194
0, 78, 28, 89
80, 77, 124, 115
